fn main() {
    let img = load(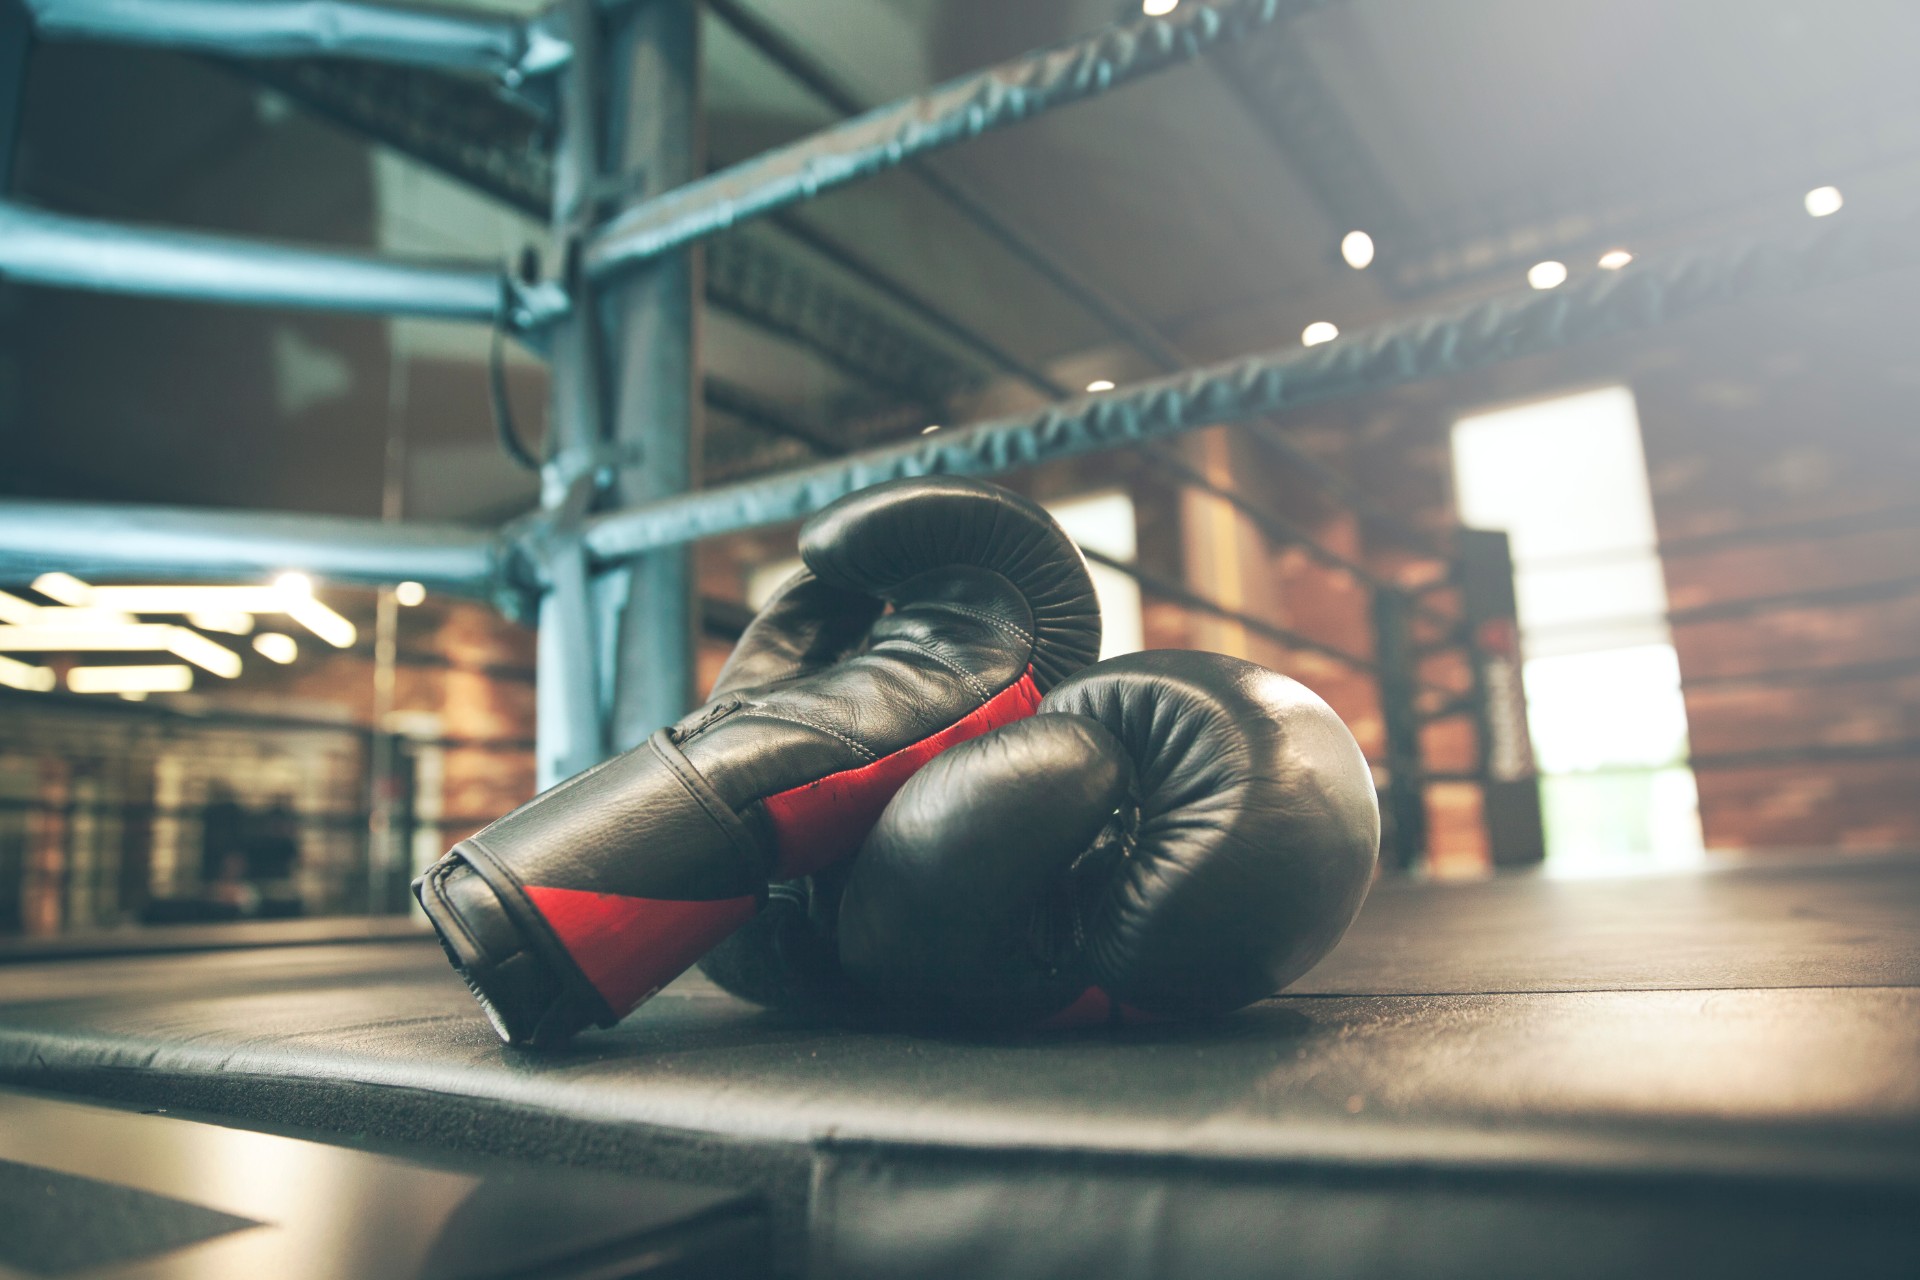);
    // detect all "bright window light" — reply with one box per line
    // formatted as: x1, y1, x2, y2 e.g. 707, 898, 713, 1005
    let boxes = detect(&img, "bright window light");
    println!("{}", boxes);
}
1597, 249, 1633, 270
1142, 0, 1179, 14
1340, 230, 1375, 269
1047, 491, 1143, 661
1804, 185, 1843, 217
67, 664, 195, 695
0, 654, 55, 692
274, 572, 313, 597
745, 557, 805, 612
253, 632, 299, 664
1527, 260, 1568, 290
1301, 321, 1339, 347
1086, 379, 1116, 393
394, 581, 427, 607
1452, 386, 1703, 874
